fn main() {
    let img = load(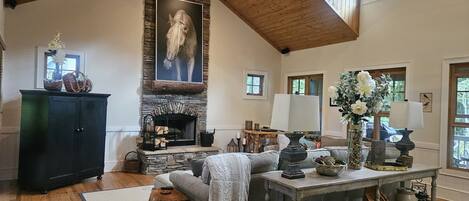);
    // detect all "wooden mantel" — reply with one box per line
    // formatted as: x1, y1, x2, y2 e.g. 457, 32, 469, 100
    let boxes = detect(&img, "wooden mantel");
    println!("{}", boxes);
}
221, 0, 361, 52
